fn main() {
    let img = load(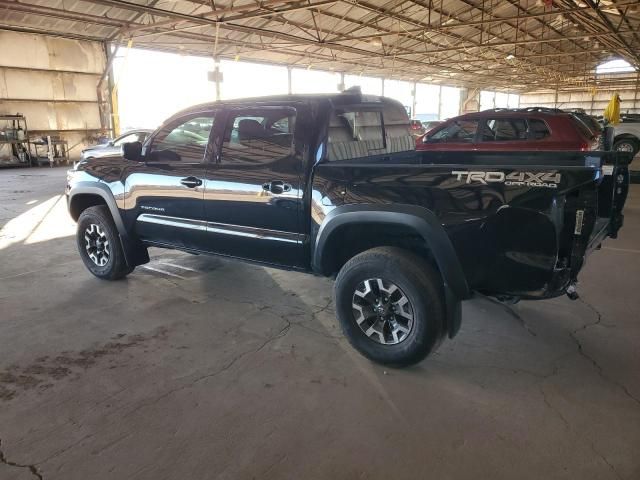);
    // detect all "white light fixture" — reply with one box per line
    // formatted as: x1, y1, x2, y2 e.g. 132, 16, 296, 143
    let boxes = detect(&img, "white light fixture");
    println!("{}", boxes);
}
506, 54, 515, 60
